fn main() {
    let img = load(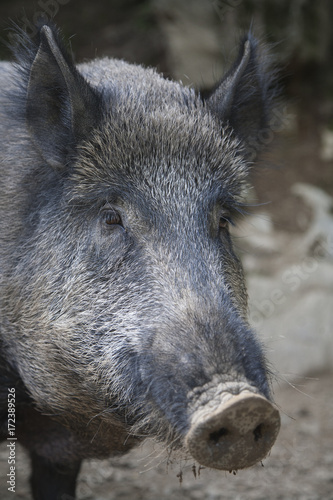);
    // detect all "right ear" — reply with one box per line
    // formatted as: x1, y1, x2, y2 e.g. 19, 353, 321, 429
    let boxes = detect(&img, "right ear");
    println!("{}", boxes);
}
26, 25, 101, 169
206, 35, 275, 155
